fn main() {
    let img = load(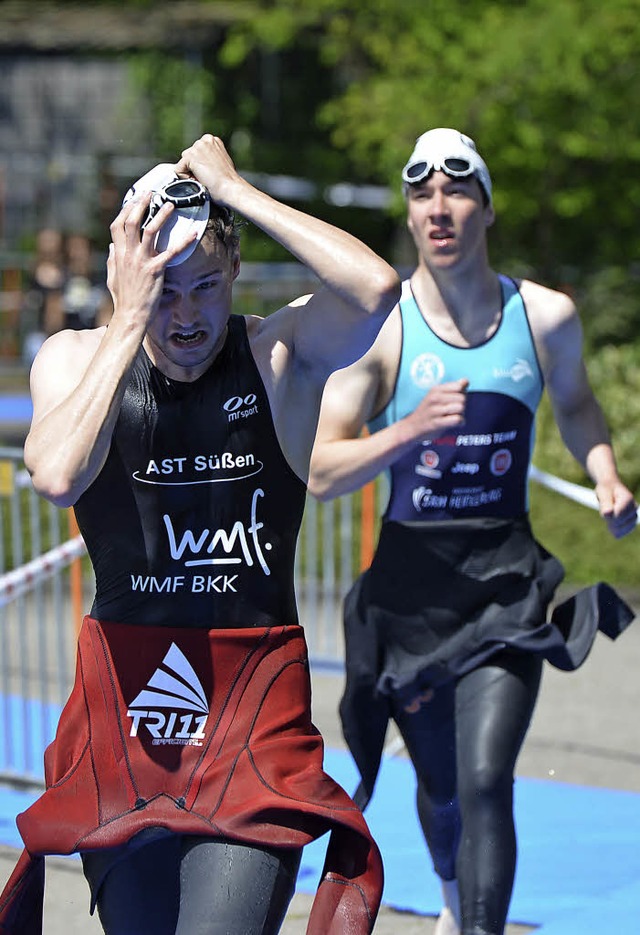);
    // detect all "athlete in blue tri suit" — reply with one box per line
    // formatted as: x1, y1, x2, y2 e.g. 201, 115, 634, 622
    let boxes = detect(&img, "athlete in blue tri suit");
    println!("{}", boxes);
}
309, 128, 637, 935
